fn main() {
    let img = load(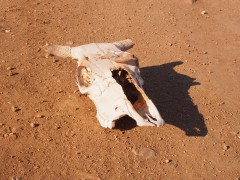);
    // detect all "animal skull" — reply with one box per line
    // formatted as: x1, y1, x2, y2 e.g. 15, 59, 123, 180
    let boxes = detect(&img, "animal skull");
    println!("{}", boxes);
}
45, 39, 165, 128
